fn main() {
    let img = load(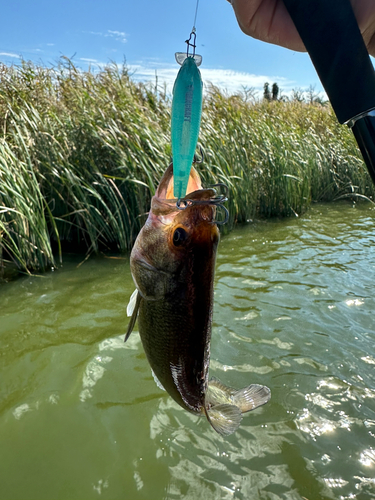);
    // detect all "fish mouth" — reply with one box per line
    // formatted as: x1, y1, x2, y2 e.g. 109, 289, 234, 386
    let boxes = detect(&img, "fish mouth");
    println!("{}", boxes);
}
156, 163, 202, 200
151, 163, 228, 226
156, 163, 217, 202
